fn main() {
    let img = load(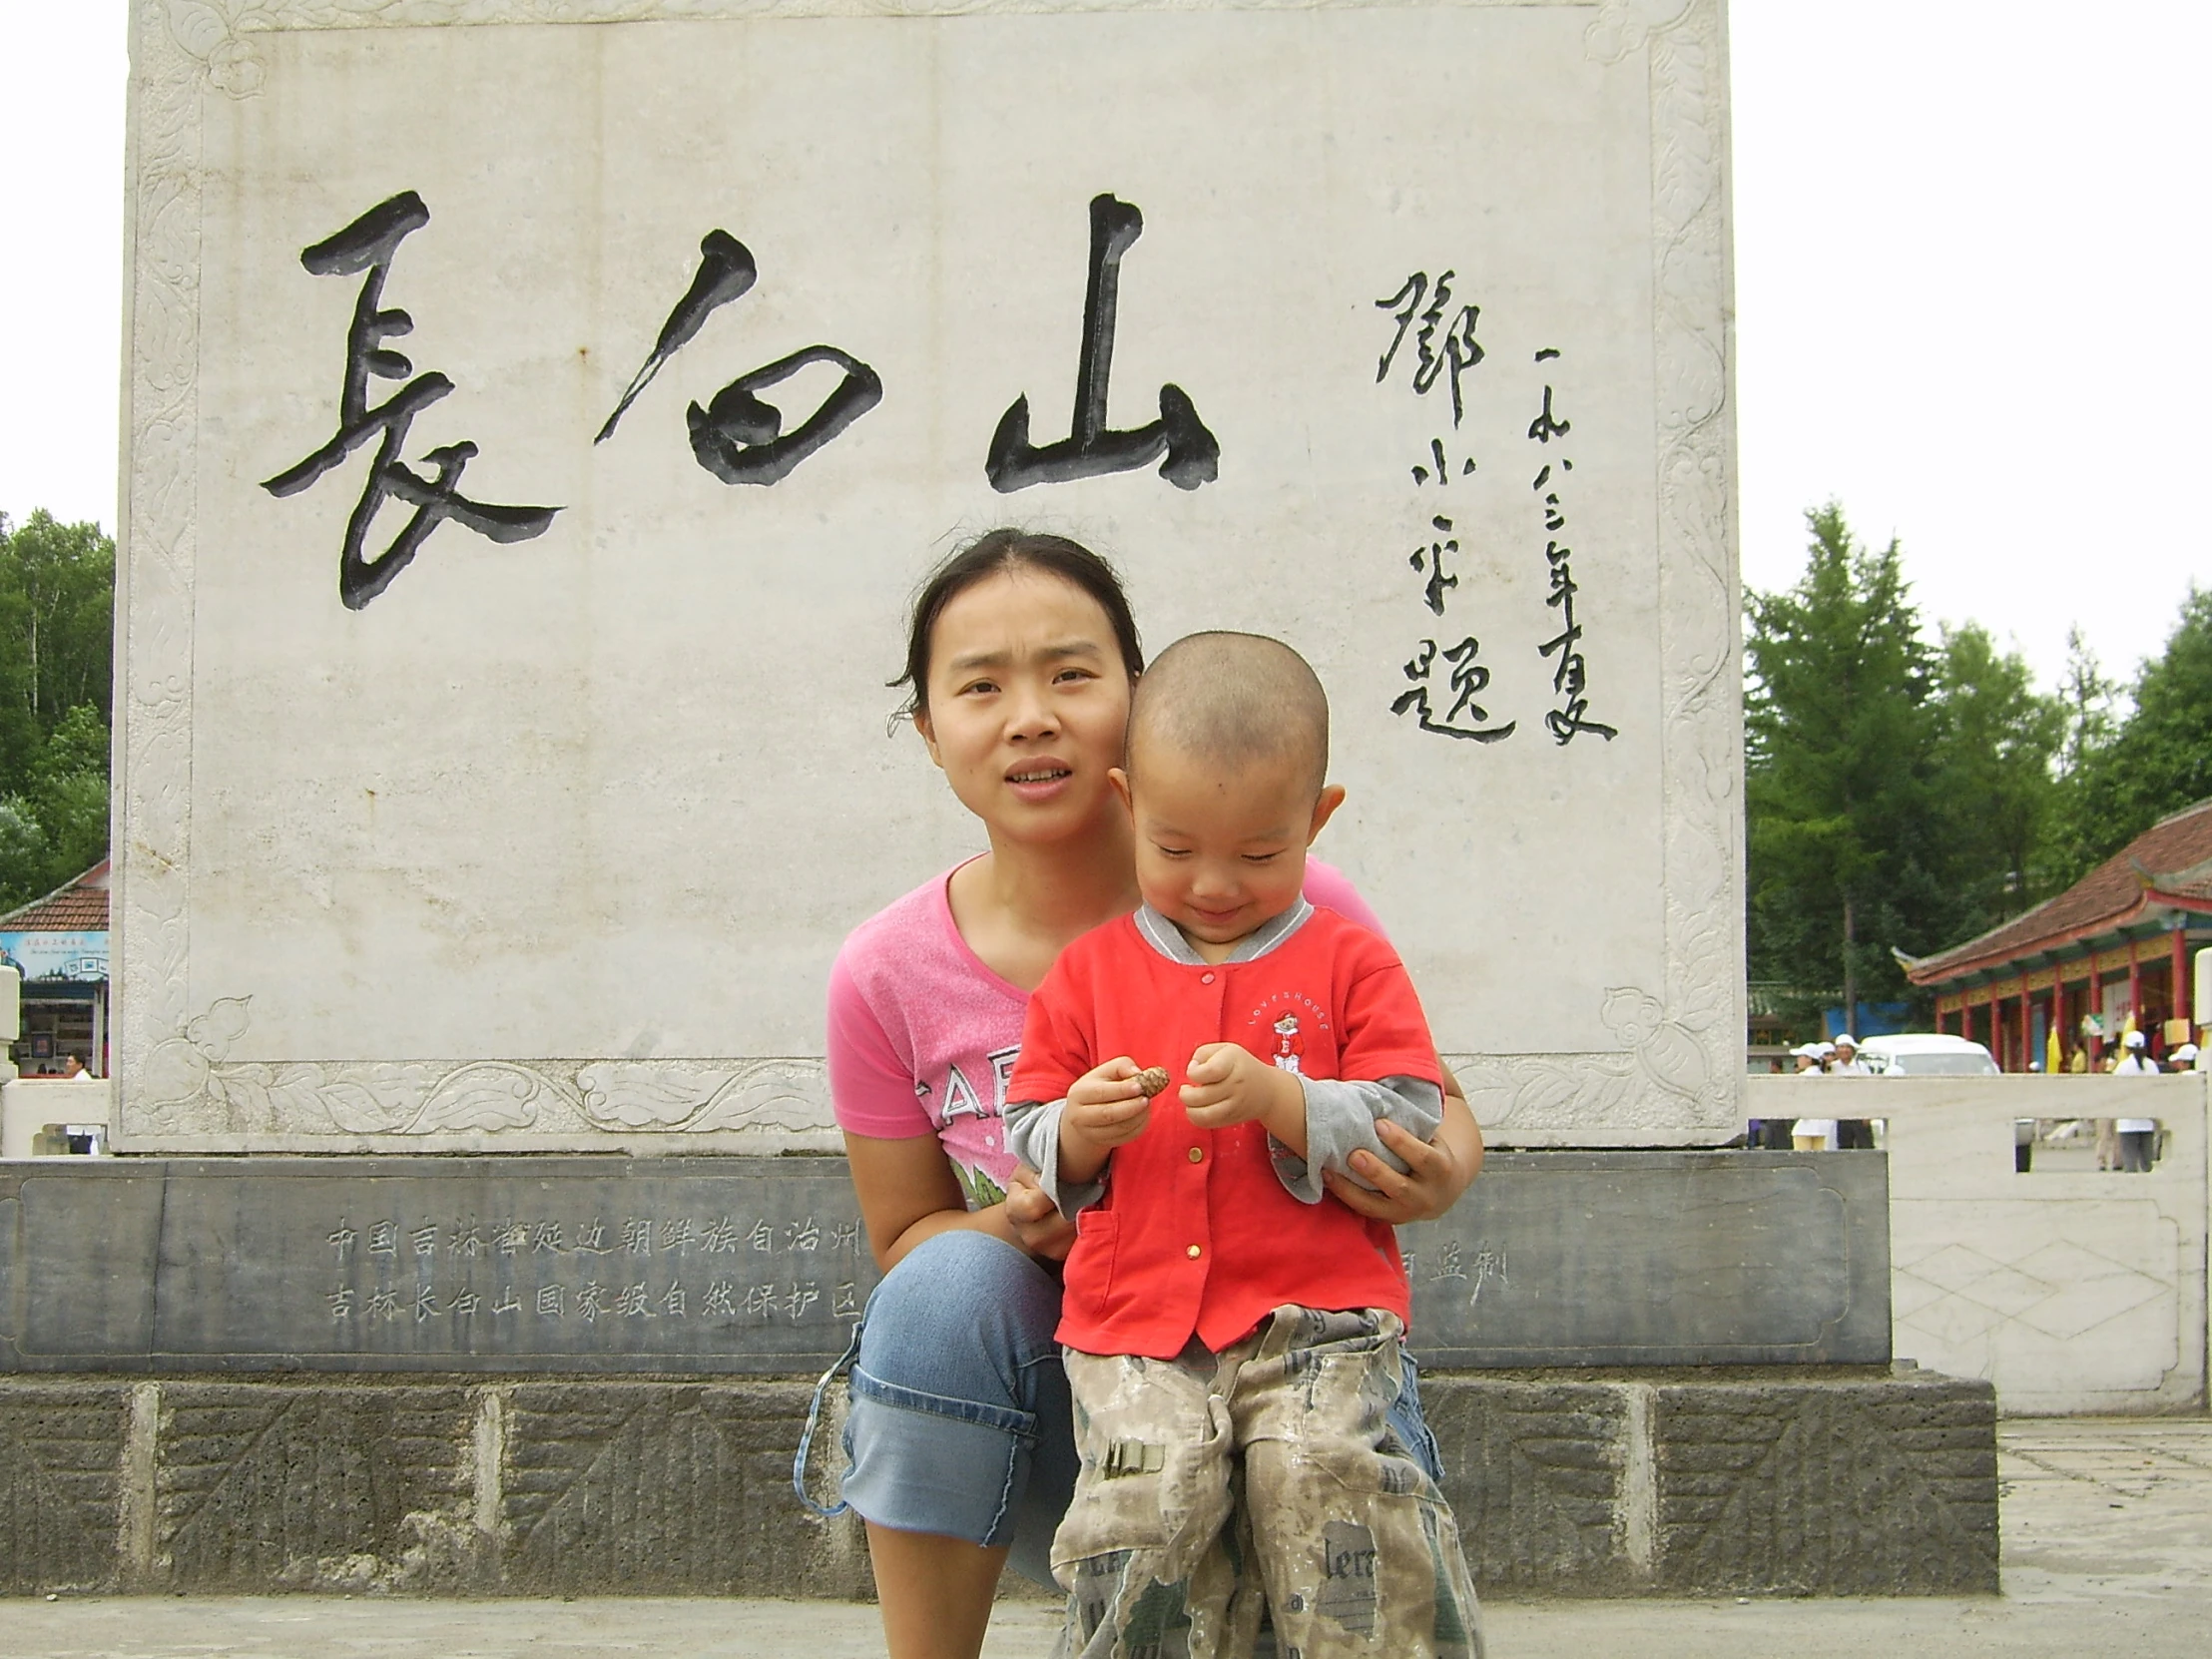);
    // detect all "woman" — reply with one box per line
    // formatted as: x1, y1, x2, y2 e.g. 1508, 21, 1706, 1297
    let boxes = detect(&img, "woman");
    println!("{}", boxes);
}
815, 528, 1484, 1659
